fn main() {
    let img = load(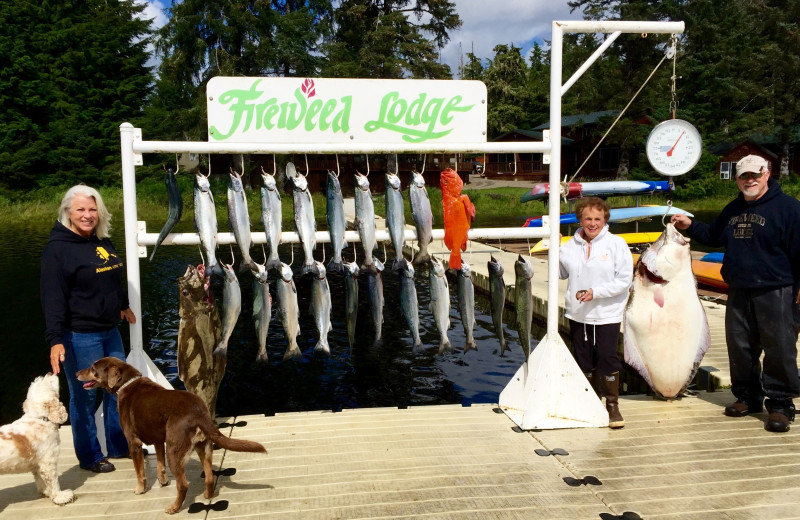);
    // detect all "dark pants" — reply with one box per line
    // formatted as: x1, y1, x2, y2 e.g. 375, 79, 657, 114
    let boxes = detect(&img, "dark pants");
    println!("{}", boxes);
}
568, 320, 622, 377
726, 285, 800, 405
